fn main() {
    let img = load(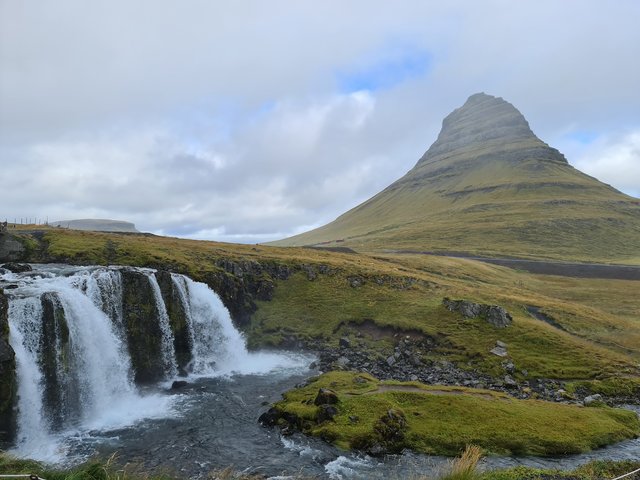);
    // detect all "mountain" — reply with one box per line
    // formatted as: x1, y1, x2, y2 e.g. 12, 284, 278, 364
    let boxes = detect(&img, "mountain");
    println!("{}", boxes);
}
273, 93, 640, 264
50, 219, 139, 233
